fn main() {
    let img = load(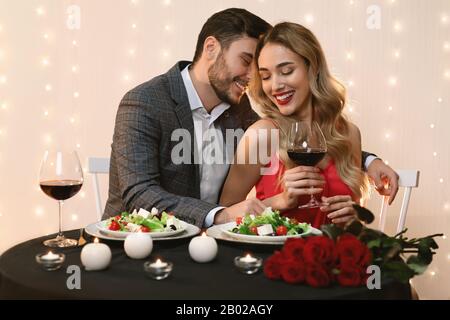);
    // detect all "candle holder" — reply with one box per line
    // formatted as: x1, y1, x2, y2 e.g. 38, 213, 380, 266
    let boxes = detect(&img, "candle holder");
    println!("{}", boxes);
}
35, 252, 65, 271
143, 259, 173, 280
234, 254, 263, 275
